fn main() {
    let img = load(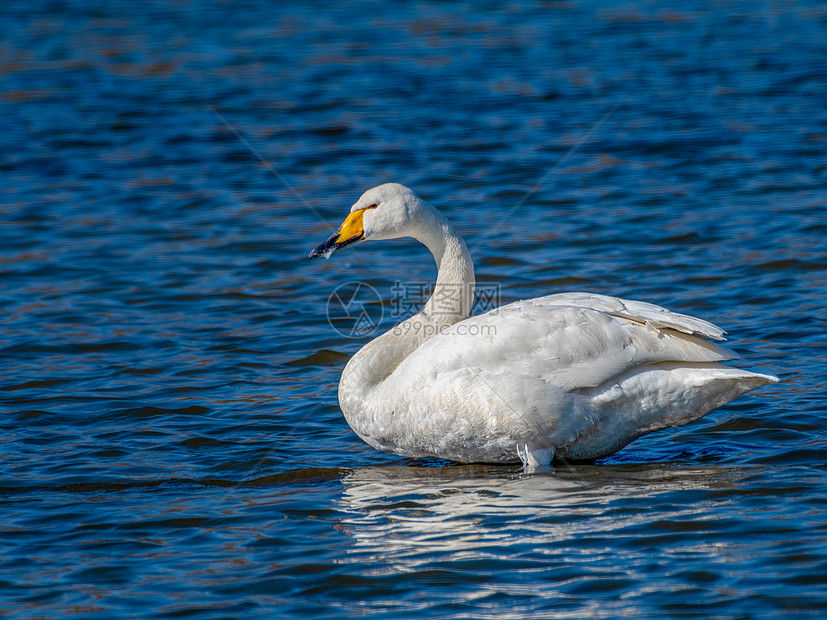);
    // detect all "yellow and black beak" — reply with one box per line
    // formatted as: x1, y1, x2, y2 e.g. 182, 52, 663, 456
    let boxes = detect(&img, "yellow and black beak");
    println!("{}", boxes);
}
308, 205, 375, 259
